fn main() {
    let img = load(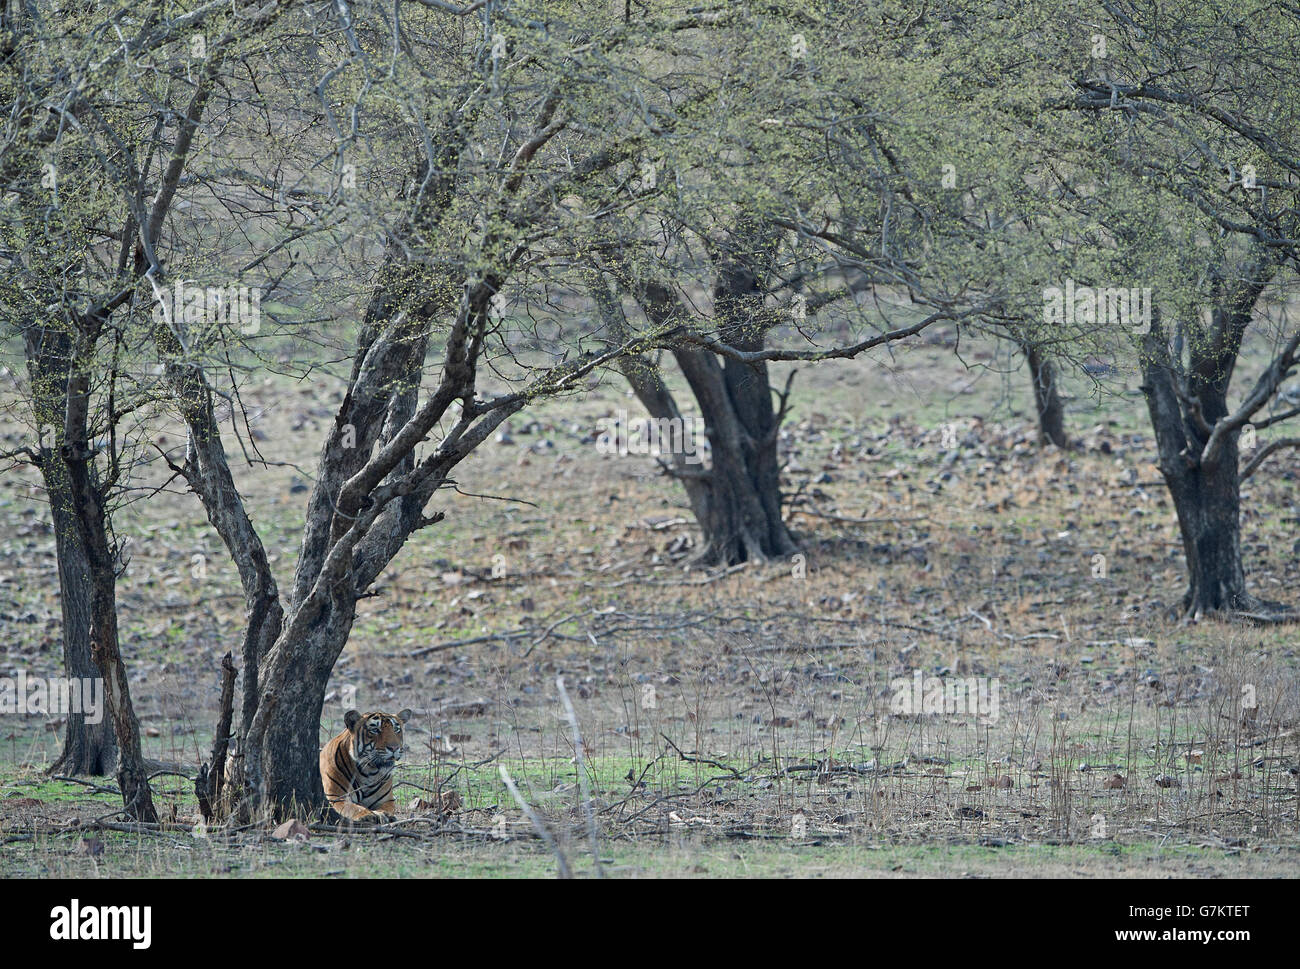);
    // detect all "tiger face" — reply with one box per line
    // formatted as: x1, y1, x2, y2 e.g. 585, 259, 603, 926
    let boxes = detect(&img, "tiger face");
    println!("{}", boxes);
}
346, 708, 410, 771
